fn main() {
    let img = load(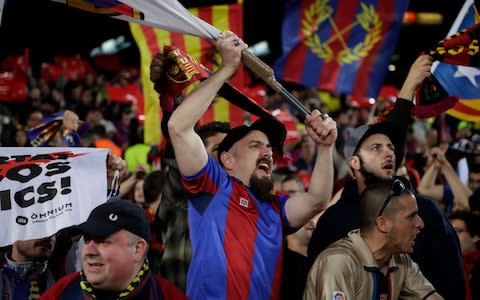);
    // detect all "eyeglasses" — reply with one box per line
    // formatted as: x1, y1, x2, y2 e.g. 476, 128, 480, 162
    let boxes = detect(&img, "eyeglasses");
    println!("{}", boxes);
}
377, 179, 406, 217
